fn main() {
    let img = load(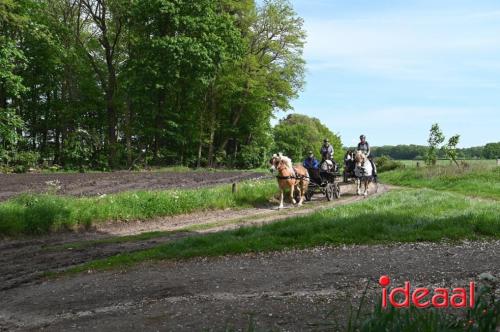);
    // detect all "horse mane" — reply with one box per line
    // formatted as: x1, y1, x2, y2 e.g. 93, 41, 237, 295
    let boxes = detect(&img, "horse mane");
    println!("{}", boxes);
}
280, 155, 293, 169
